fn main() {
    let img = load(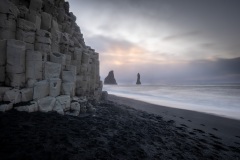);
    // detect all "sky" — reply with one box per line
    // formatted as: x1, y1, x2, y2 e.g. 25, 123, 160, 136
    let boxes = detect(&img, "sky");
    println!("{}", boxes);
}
68, 0, 240, 84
